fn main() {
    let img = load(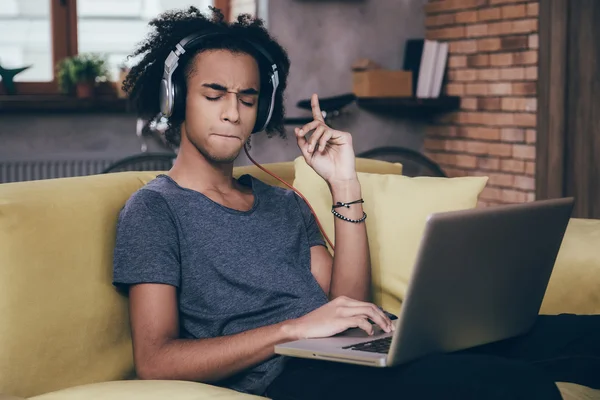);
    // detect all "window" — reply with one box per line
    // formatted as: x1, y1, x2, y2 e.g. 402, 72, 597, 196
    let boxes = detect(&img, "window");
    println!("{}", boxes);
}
0, 0, 216, 95
228, 0, 256, 20
77, 0, 213, 81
